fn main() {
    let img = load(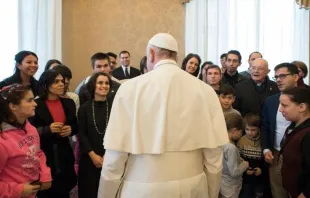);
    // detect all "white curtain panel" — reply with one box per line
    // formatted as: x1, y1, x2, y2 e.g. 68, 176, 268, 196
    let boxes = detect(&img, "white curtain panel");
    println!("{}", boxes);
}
18, 0, 62, 79
185, 0, 309, 80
